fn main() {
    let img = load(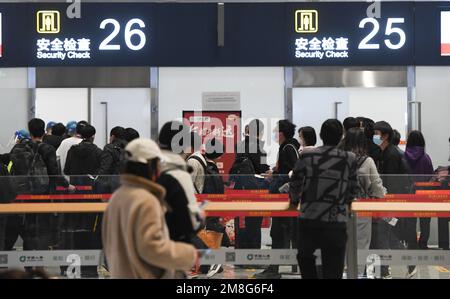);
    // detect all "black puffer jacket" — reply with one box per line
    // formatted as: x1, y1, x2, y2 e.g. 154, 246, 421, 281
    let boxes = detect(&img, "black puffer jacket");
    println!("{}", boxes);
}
376, 143, 412, 194
64, 141, 103, 178
101, 138, 127, 175
276, 138, 300, 175
235, 136, 270, 174
270, 138, 300, 194
43, 134, 64, 151
63, 140, 103, 232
